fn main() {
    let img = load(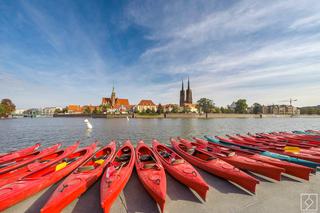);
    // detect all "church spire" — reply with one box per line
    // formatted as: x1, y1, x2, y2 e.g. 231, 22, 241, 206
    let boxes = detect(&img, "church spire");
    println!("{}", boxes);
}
187, 76, 190, 90
181, 79, 184, 90
185, 76, 192, 104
